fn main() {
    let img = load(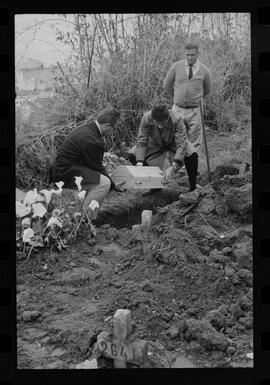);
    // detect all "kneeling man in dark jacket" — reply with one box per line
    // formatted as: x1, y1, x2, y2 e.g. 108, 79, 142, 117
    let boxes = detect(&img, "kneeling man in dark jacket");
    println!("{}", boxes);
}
50, 109, 121, 210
